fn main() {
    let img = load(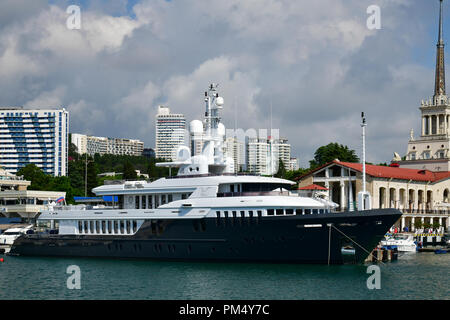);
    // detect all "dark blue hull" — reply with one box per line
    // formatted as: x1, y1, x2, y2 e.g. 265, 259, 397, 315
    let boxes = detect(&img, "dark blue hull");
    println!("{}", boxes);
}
10, 209, 401, 264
